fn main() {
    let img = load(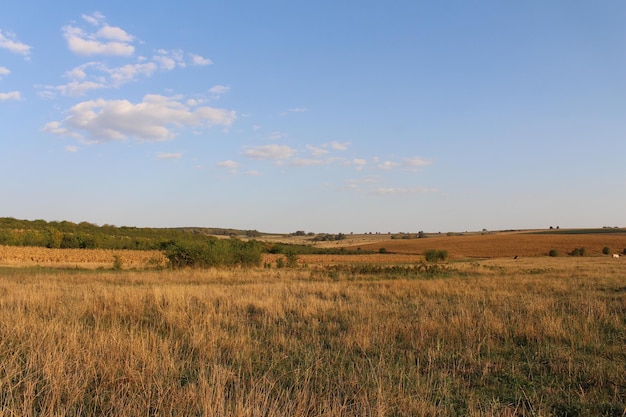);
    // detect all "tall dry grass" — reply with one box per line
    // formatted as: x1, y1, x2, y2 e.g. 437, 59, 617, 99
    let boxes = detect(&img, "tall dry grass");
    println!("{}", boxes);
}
0, 258, 624, 416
